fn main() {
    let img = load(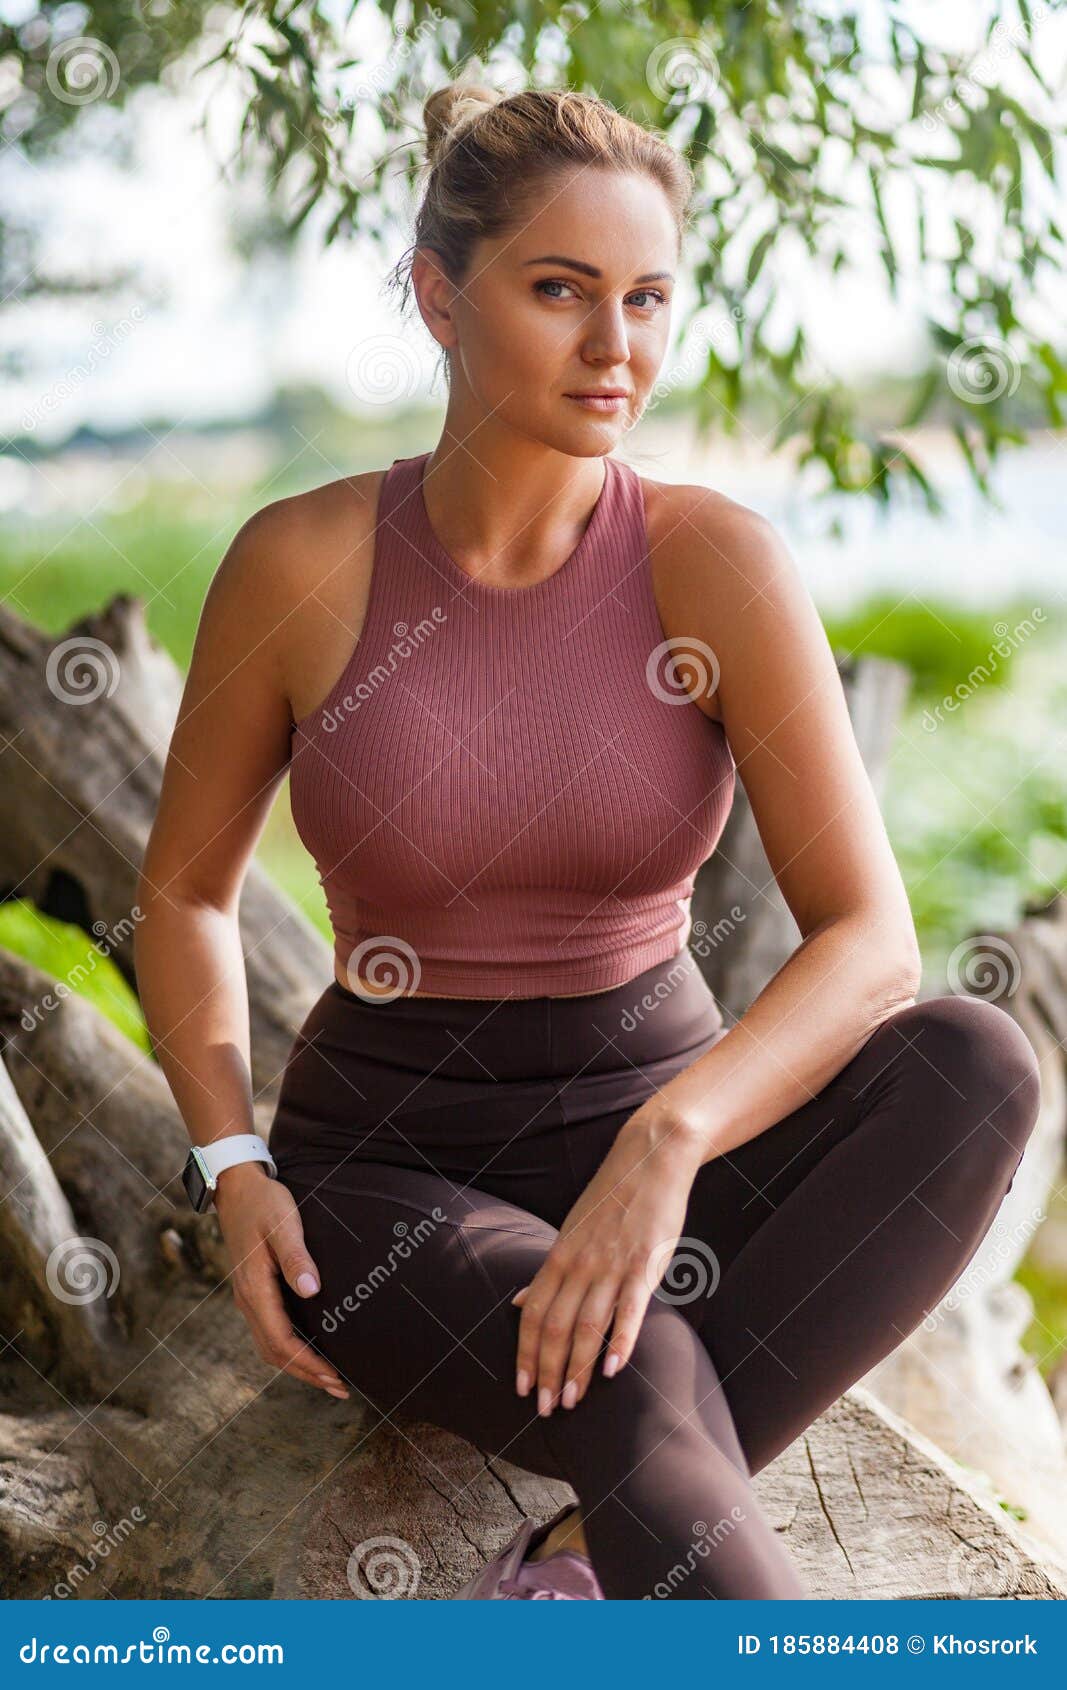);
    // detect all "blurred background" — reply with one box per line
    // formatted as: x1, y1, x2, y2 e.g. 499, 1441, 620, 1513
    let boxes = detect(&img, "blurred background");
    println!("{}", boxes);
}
2, 0, 1066, 1380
